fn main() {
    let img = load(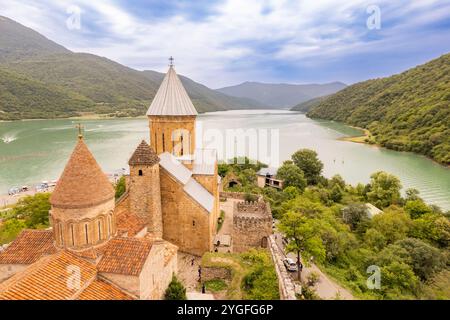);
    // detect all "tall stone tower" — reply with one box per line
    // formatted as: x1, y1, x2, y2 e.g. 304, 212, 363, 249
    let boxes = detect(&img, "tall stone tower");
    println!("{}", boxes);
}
49, 136, 116, 252
128, 140, 163, 237
147, 60, 198, 162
